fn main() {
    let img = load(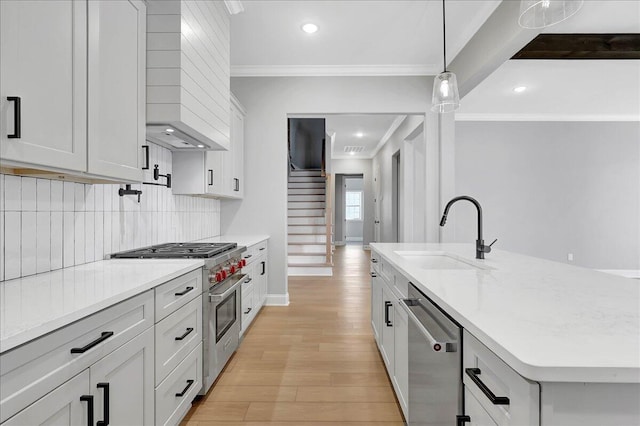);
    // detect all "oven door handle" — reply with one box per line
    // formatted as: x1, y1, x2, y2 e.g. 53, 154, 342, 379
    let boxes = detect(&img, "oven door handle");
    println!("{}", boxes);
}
209, 274, 246, 303
399, 298, 457, 353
